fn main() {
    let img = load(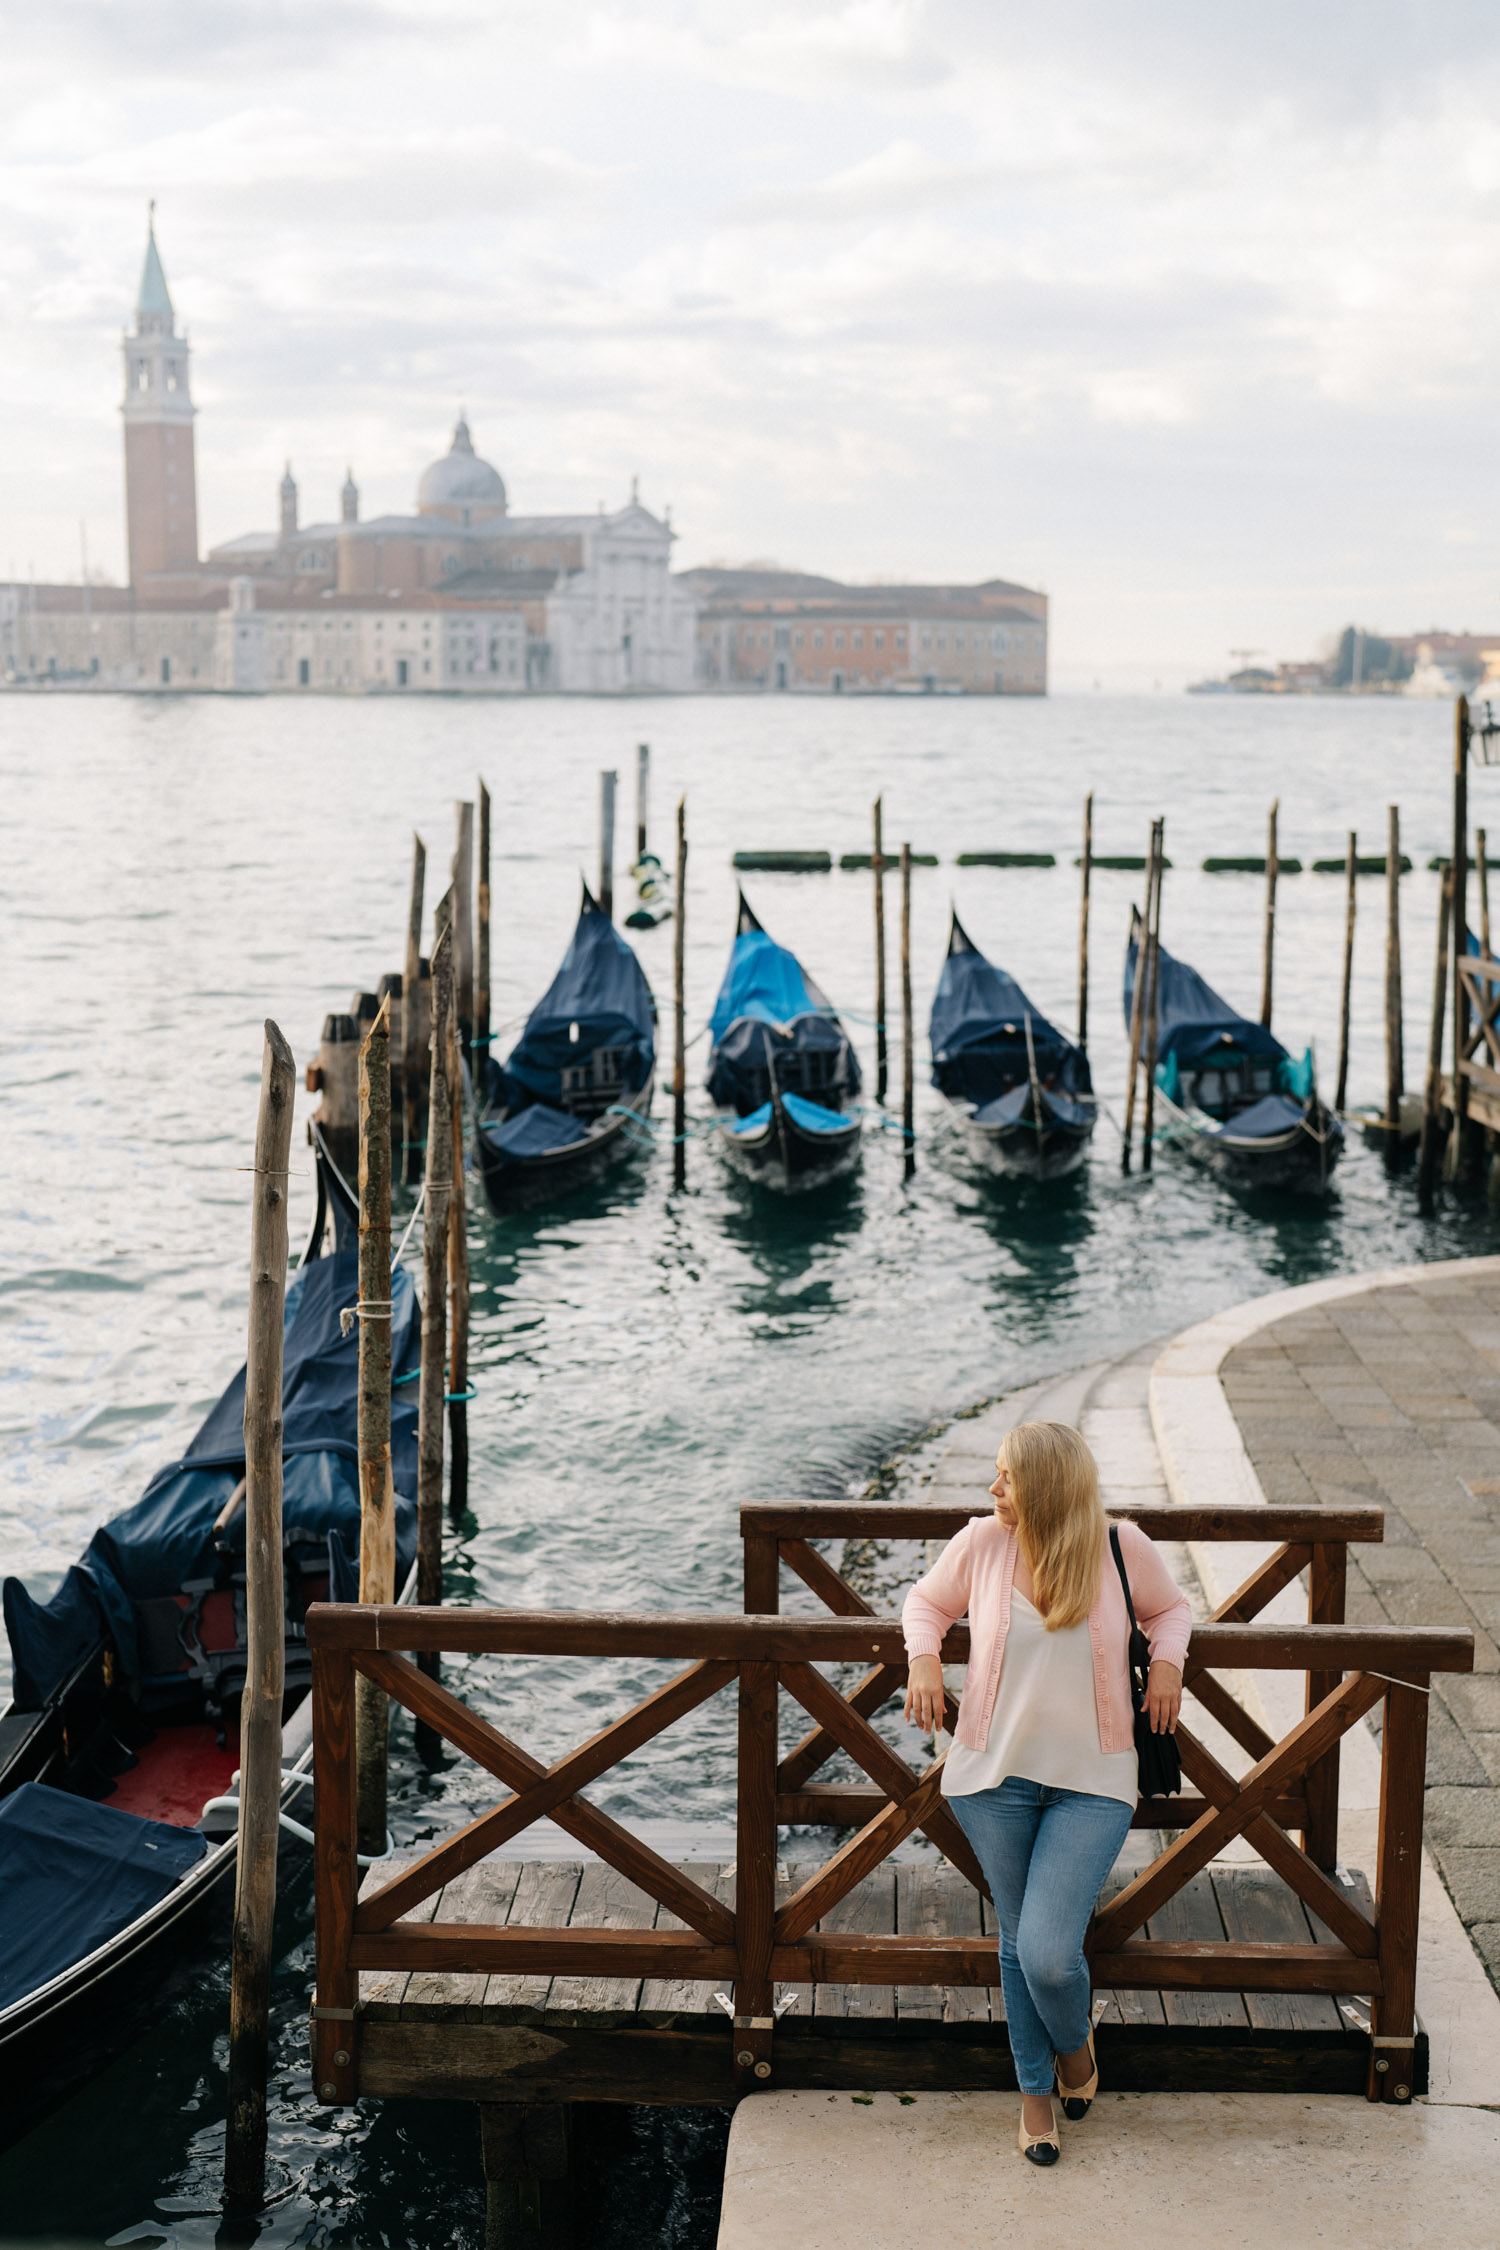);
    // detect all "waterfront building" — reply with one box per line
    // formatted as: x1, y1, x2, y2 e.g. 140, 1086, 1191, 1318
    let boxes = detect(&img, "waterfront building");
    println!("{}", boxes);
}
2, 218, 1046, 698
682, 568, 1048, 694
